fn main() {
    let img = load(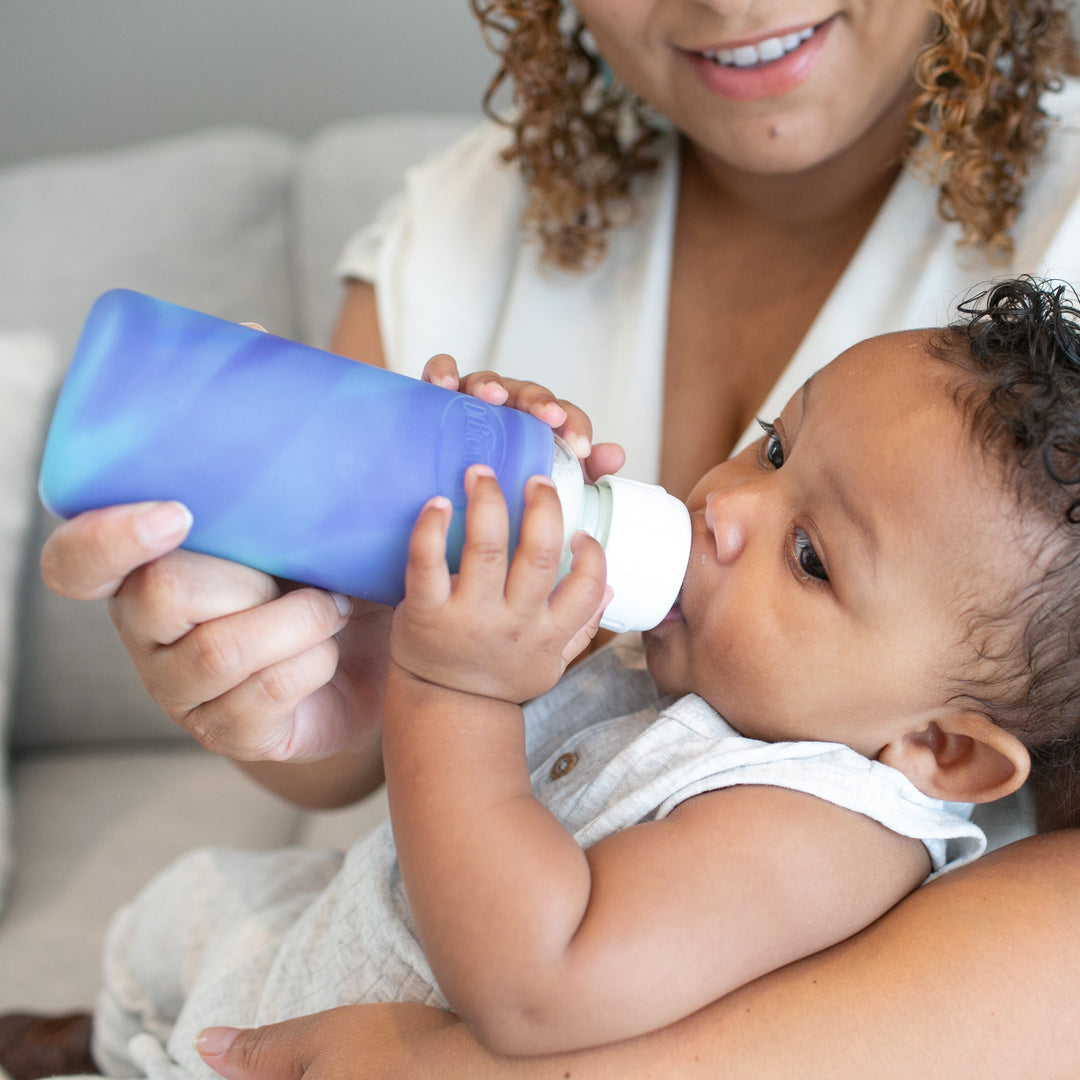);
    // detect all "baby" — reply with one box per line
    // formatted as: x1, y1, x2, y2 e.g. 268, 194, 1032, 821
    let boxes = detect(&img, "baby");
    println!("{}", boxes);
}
87, 276, 1079, 1077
